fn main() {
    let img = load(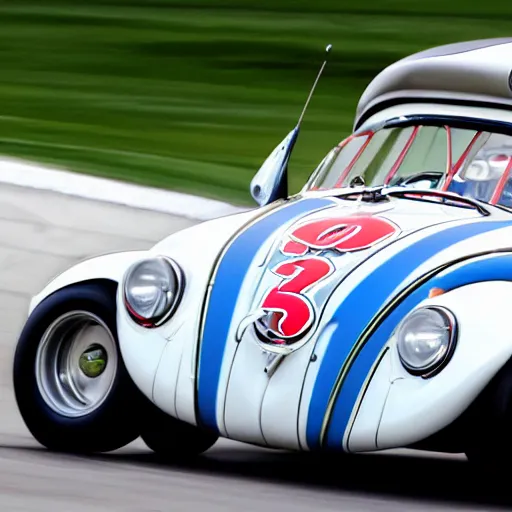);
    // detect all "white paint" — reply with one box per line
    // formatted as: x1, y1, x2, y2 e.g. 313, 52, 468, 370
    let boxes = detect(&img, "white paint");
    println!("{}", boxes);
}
116, 290, 170, 403
222, 329, 270, 444
296, 210, 481, 449
28, 250, 147, 314
259, 348, 306, 450
148, 211, 258, 423
346, 350, 392, 452
214, 223, 282, 439
297, 322, 338, 450
215, 199, 339, 444
0, 156, 249, 221
152, 333, 185, 419
376, 281, 512, 449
